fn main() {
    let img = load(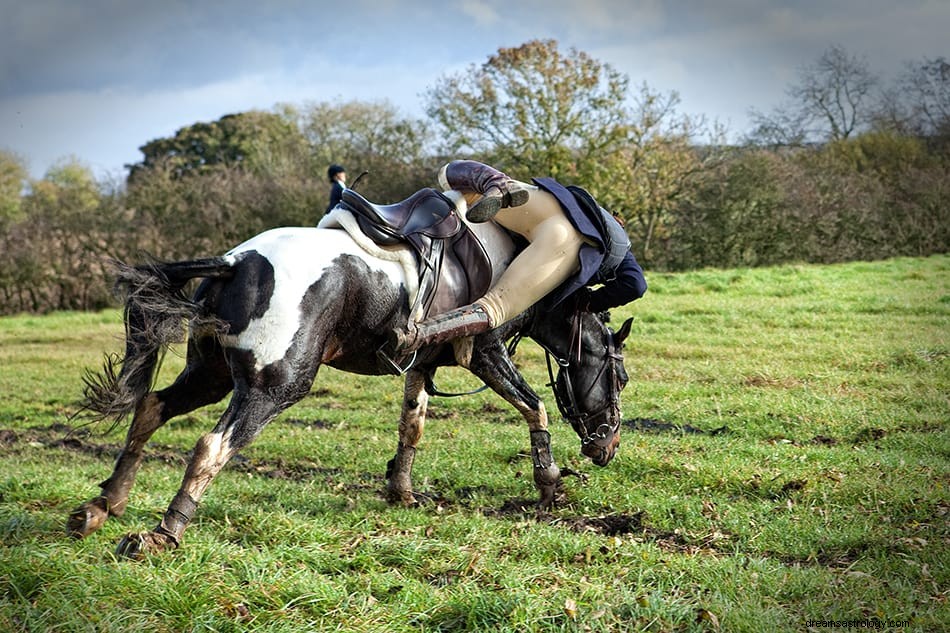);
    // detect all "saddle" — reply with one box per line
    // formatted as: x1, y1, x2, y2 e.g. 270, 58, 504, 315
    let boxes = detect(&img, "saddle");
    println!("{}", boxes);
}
338, 188, 494, 320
